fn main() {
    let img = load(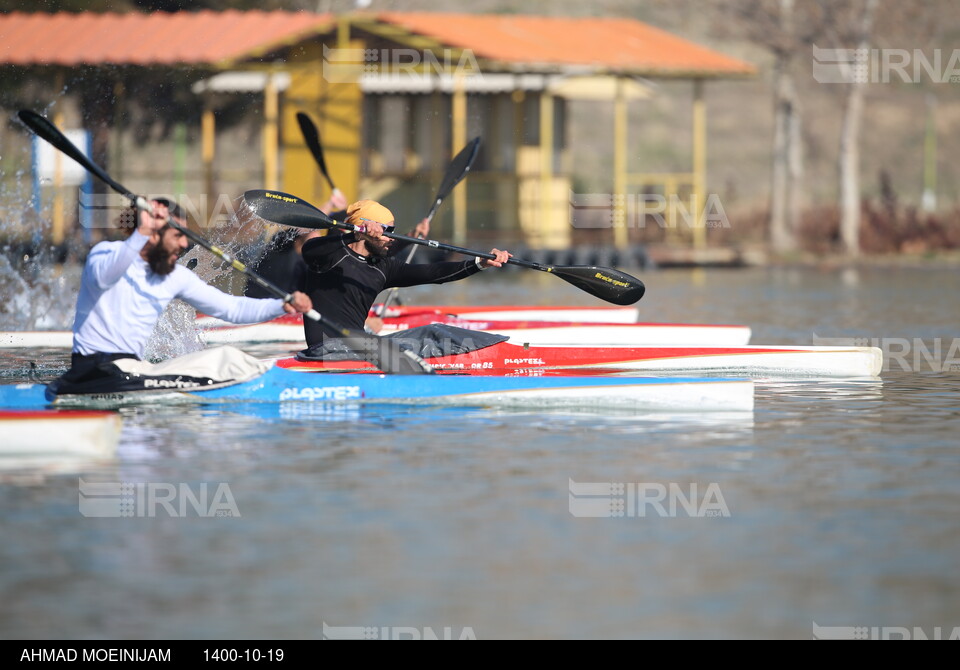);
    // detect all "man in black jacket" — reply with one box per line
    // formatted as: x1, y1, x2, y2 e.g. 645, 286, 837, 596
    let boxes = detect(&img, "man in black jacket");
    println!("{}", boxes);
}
301, 199, 510, 348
